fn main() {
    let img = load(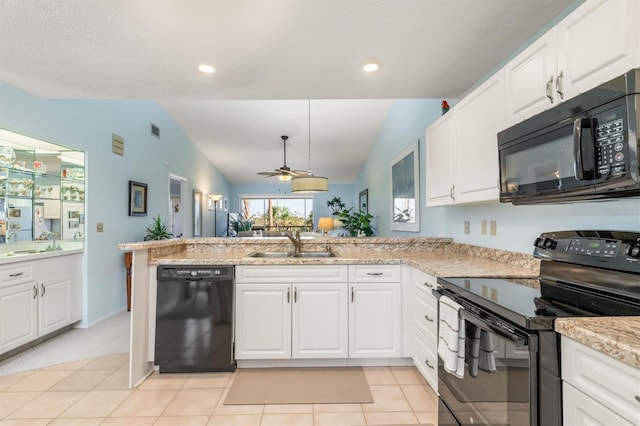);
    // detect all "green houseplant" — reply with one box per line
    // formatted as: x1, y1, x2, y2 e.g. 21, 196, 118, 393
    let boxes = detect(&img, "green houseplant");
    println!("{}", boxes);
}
338, 208, 374, 237
144, 214, 173, 240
